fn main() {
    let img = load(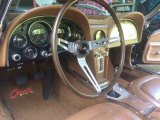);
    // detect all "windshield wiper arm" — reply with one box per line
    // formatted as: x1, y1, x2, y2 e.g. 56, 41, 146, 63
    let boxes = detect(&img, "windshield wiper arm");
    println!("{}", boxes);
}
0, 0, 12, 24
